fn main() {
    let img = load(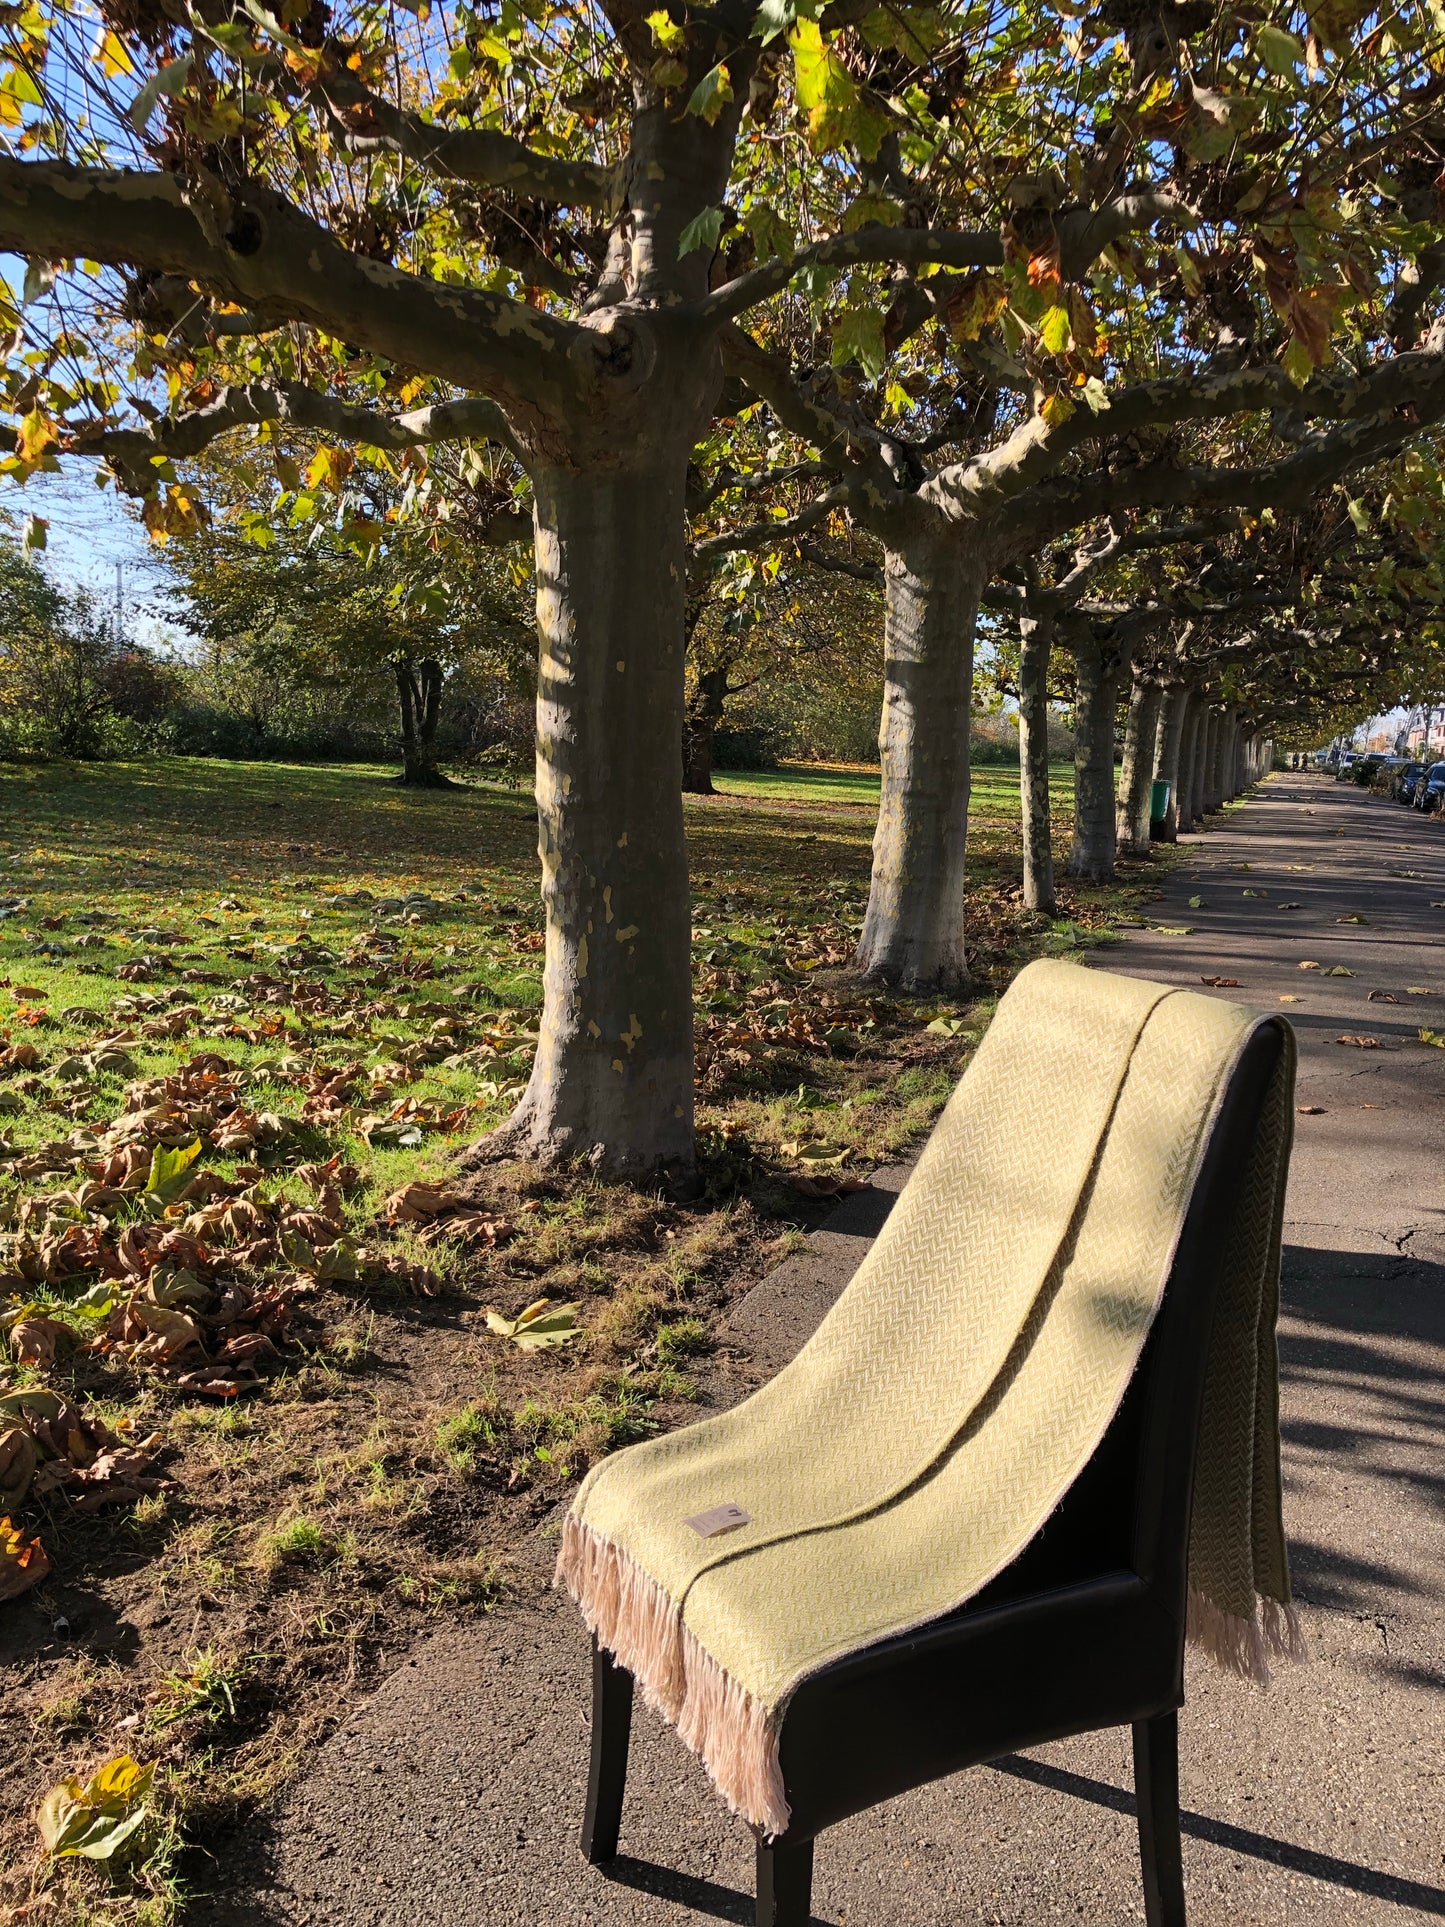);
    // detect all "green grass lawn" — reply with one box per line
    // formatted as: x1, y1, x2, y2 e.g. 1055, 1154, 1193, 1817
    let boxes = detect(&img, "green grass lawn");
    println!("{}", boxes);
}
712, 758, 1076, 818
0, 751, 1139, 1924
